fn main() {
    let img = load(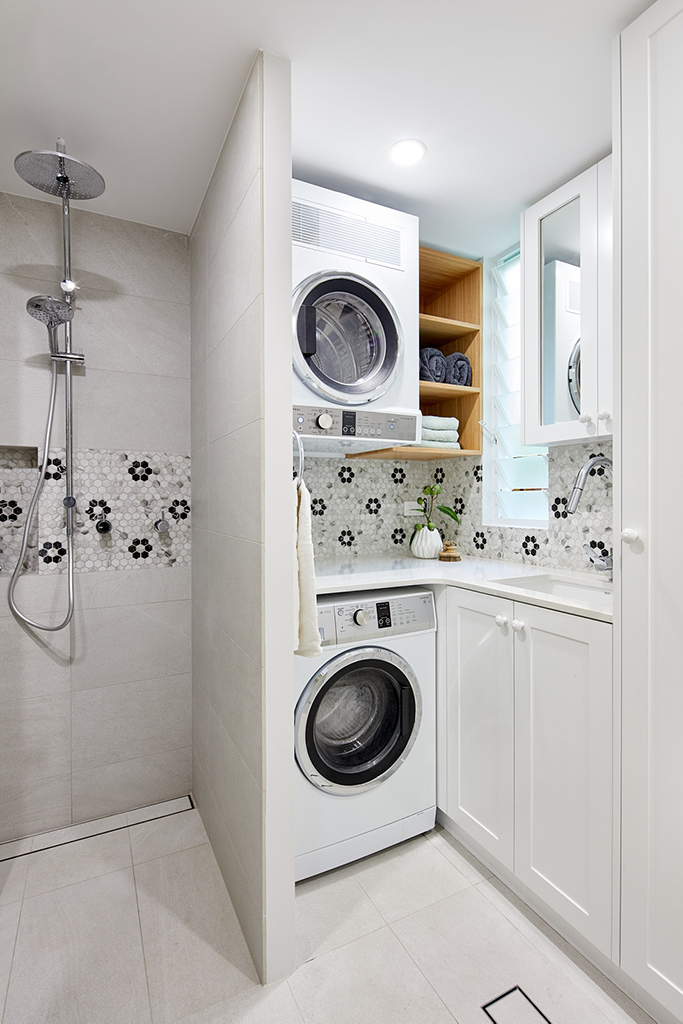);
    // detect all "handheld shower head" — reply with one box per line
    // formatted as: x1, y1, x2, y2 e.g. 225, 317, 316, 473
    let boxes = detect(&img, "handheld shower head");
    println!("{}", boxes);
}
26, 295, 74, 354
